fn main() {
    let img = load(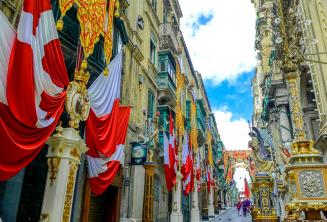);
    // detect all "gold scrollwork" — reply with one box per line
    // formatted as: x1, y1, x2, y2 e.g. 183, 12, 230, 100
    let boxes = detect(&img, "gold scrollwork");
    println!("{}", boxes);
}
47, 157, 61, 186
62, 161, 78, 222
